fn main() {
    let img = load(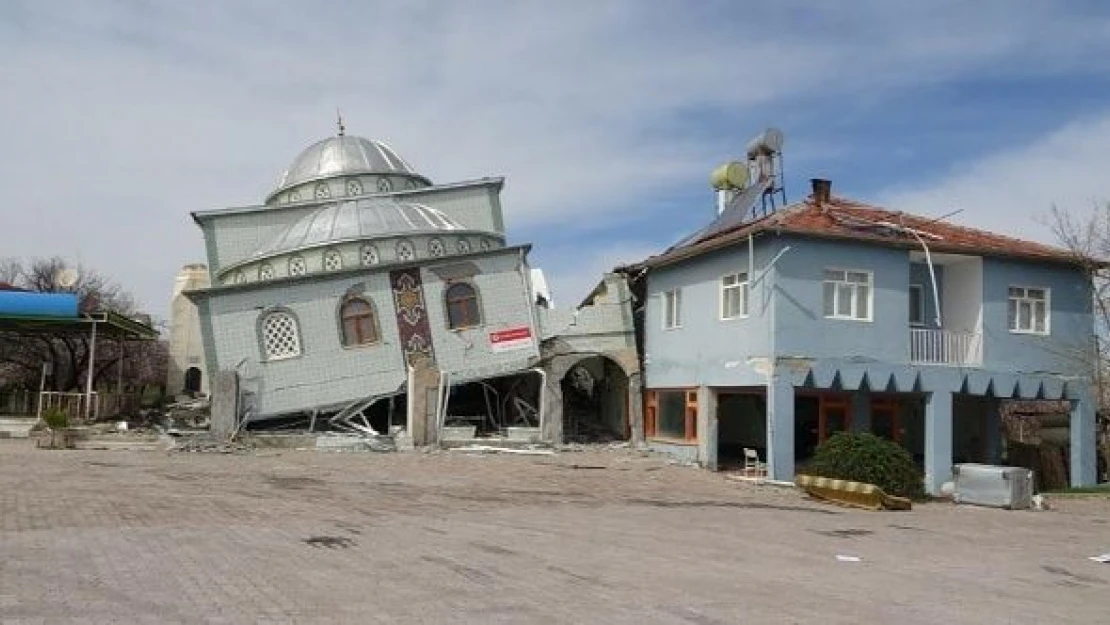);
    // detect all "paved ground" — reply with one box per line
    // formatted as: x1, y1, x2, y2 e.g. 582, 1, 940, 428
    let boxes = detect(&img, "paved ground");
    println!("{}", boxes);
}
1, 439, 1108, 624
